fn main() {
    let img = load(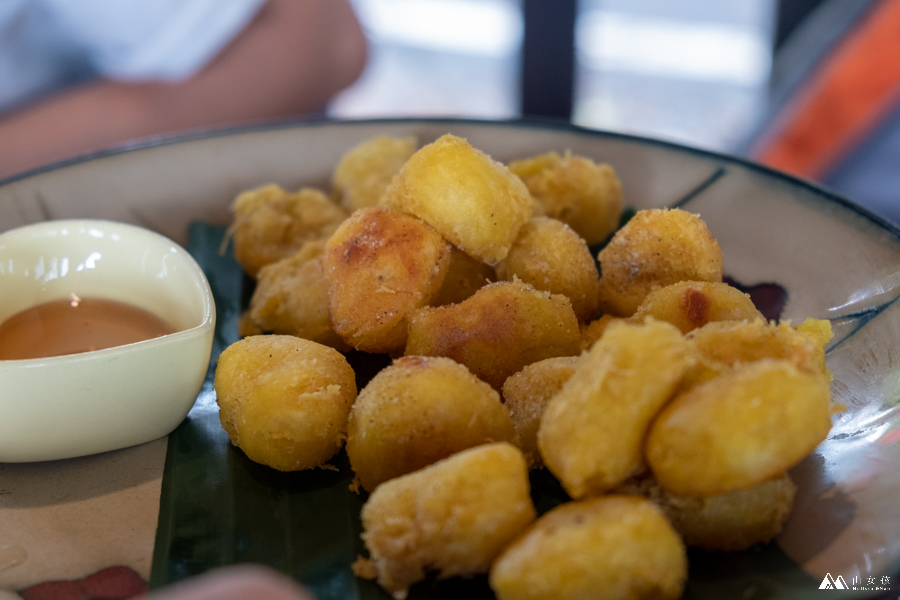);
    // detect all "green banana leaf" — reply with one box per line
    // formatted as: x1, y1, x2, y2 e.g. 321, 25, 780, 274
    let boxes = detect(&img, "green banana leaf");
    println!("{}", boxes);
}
149, 222, 832, 600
